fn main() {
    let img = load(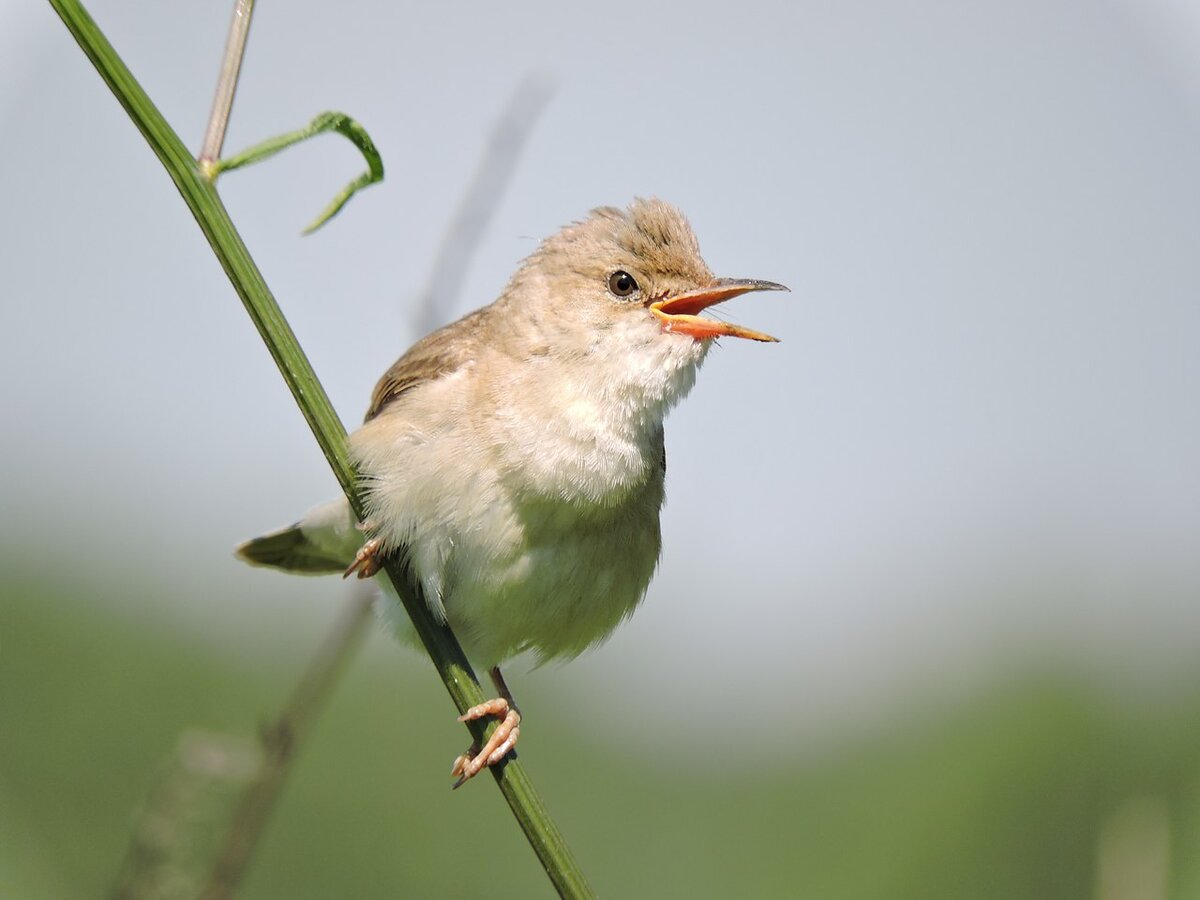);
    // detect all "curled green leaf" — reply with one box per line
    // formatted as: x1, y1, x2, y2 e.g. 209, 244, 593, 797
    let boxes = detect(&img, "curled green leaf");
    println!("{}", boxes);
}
213, 111, 384, 234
